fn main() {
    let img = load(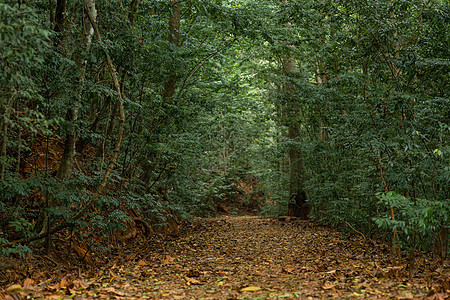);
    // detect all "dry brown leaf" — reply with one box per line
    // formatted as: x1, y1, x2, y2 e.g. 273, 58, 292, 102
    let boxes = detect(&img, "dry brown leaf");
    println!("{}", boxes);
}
42, 283, 58, 292
322, 283, 336, 290
401, 292, 415, 299
426, 293, 445, 300
46, 295, 68, 300
162, 255, 175, 265
185, 276, 202, 285
125, 254, 136, 260
72, 244, 94, 265
73, 279, 90, 289
23, 278, 35, 289
282, 266, 295, 274
316, 264, 326, 272
60, 279, 66, 289
103, 287, 126, 296
137, 259, 148, 266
